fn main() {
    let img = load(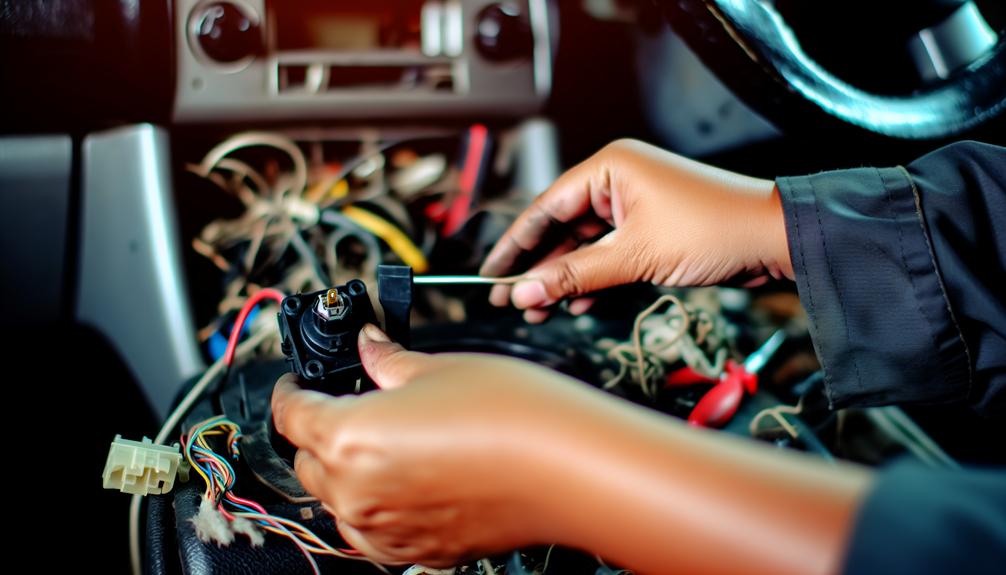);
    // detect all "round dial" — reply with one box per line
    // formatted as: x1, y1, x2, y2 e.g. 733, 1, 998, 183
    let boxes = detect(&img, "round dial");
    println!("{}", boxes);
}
191, 2, 262, 64
475, 3, 534, 61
